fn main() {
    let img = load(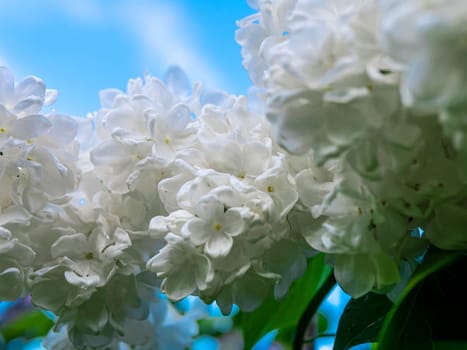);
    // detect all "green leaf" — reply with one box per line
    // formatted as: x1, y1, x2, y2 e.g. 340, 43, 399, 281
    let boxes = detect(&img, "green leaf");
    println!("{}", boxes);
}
275, 327, 294, 350
235, 254, 332, 349
0, 310, 54, 342
433, 341, 467, 350
334, 293, 393, 350
378, 248, 466, 350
